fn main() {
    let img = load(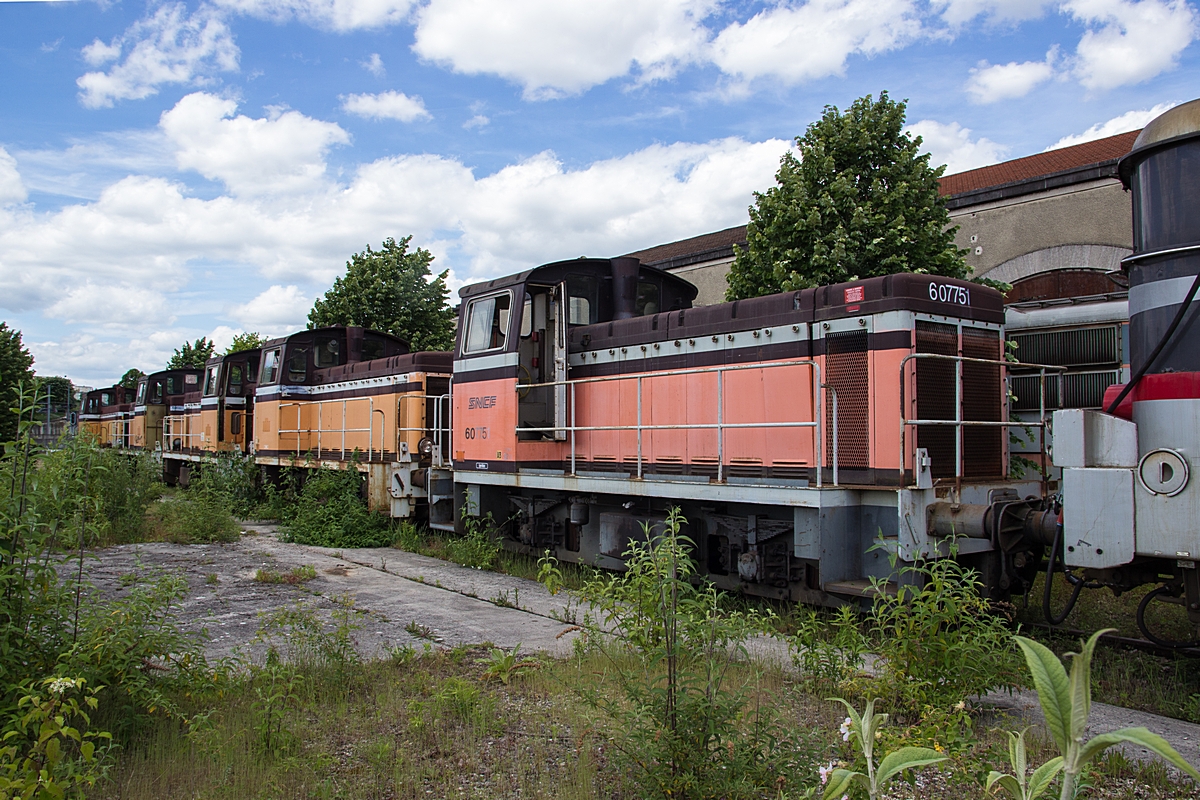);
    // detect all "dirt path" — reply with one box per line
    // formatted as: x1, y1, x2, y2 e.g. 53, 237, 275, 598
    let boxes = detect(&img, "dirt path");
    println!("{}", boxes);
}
82, 525, 1200, 771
